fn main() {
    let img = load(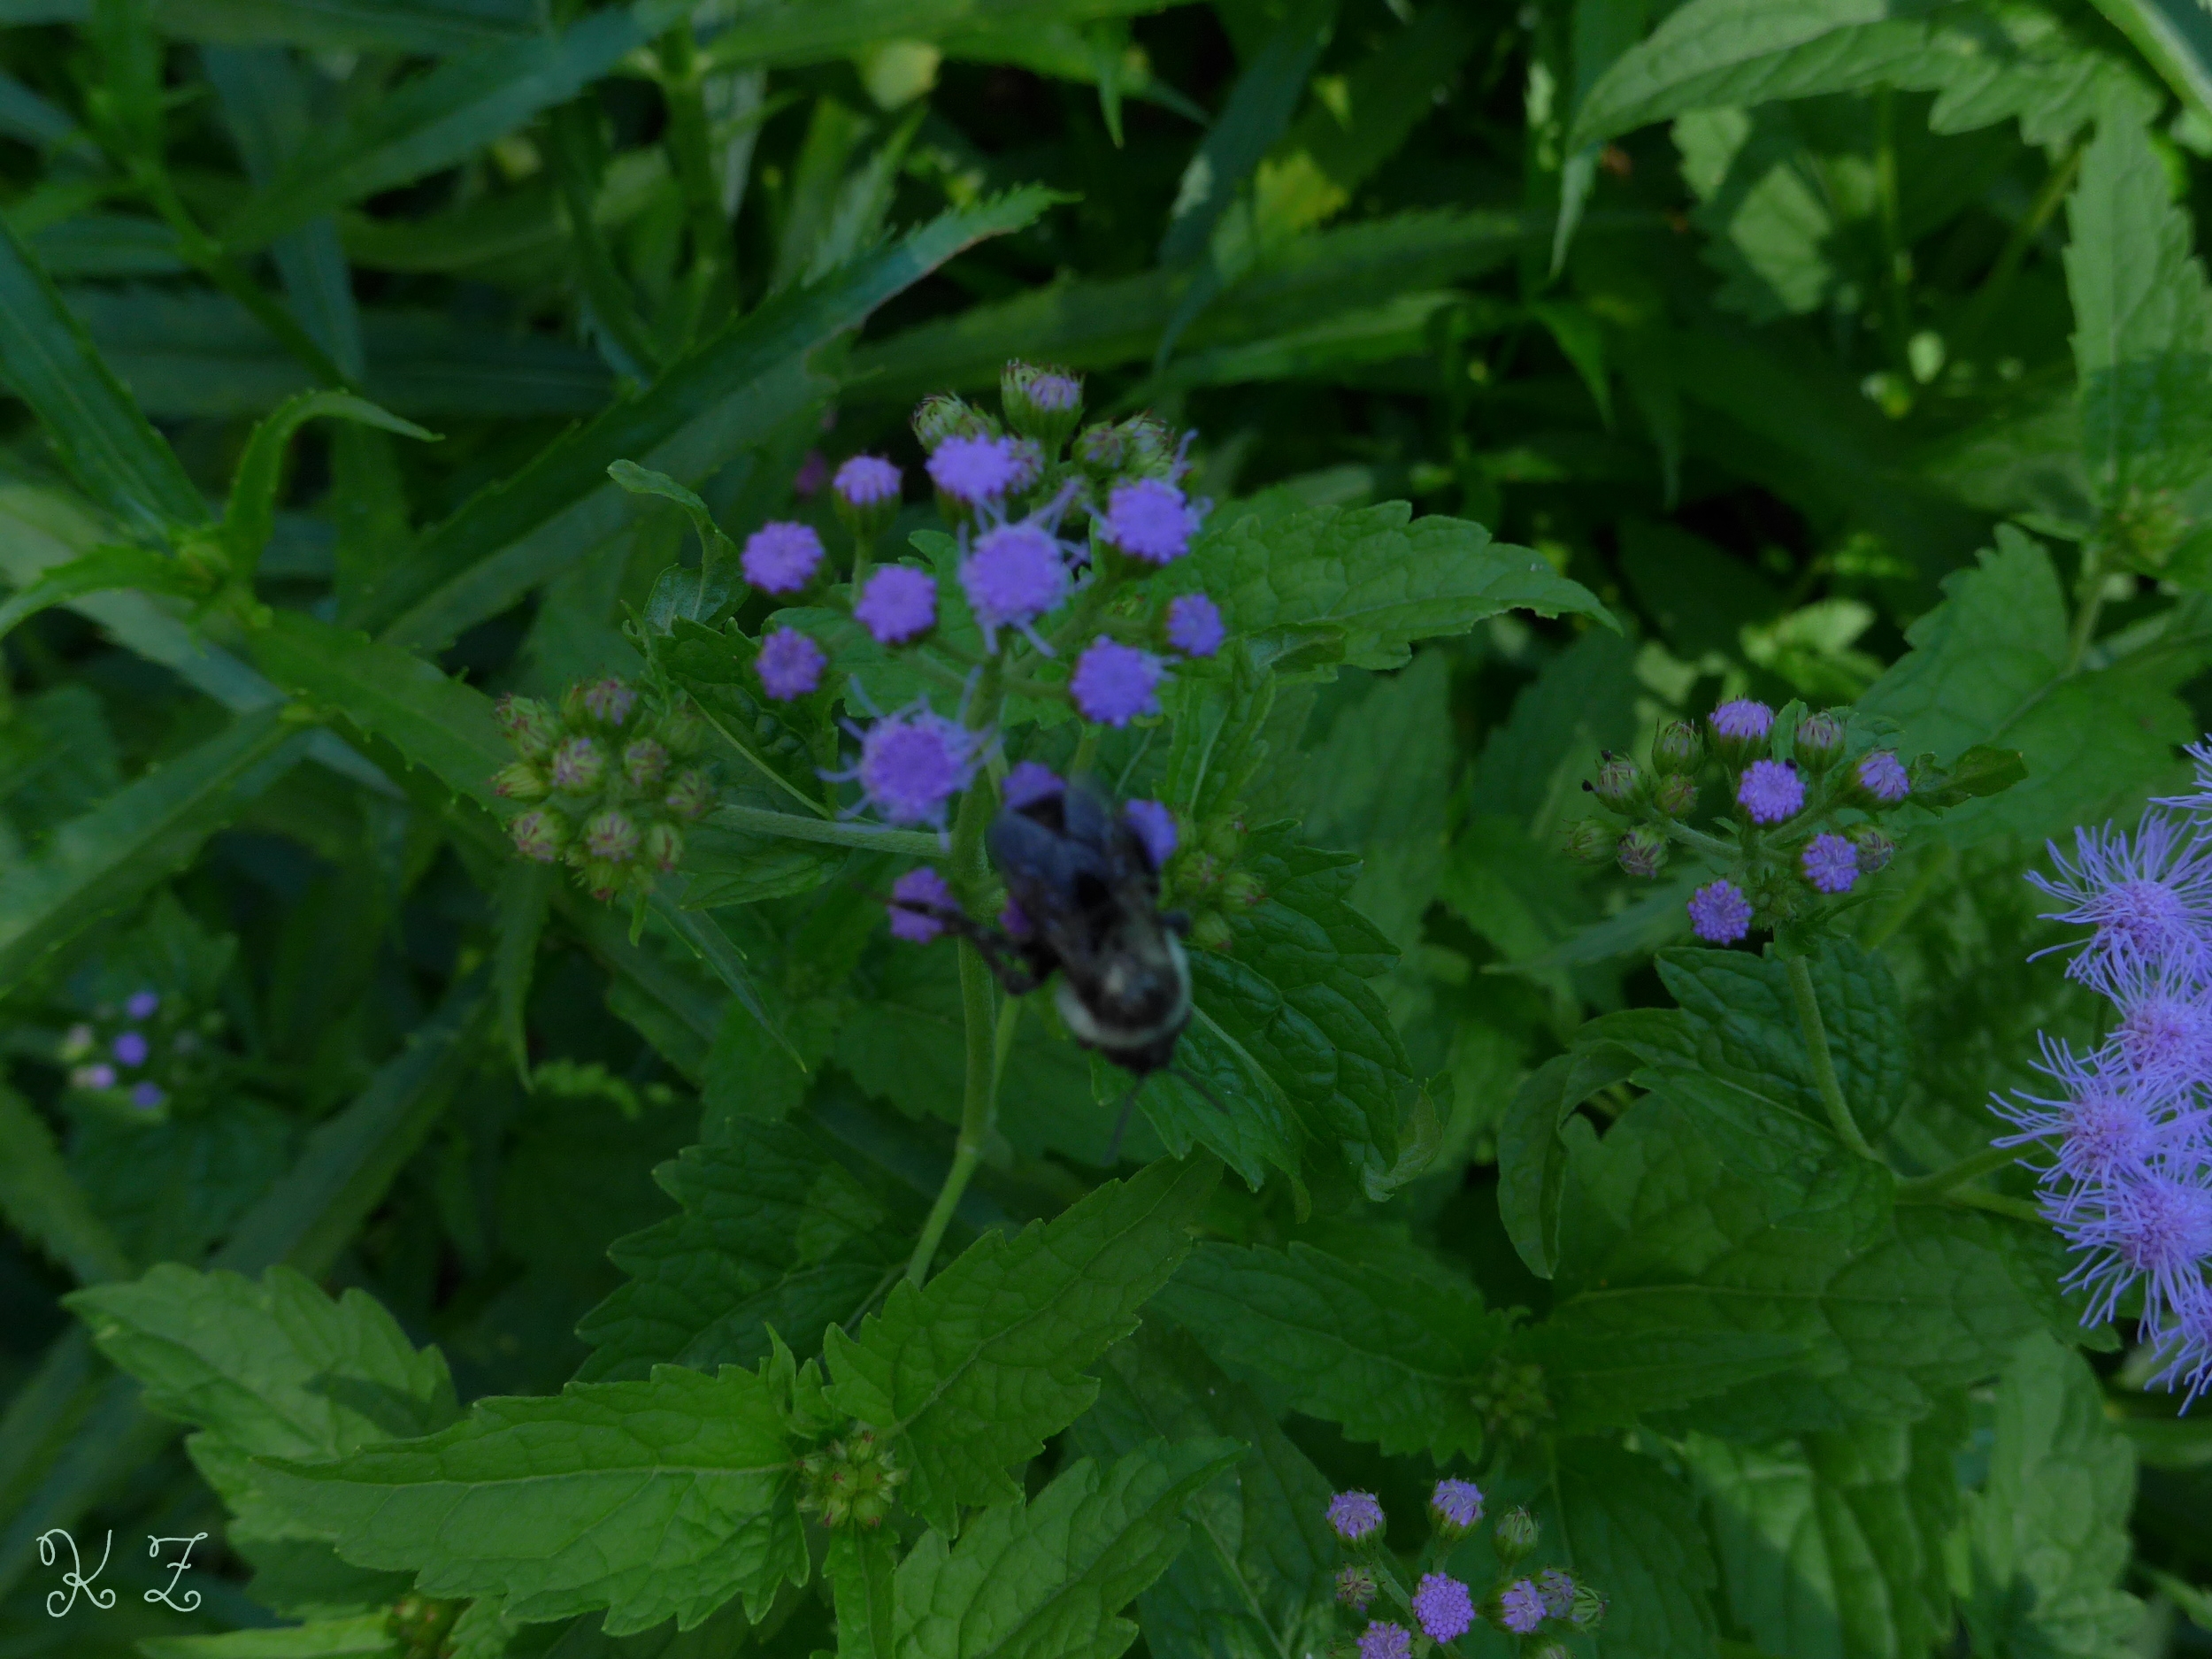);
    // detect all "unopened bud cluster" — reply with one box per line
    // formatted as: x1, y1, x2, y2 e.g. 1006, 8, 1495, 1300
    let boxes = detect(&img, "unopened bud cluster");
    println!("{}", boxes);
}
492, 676, 713, 904
1563, 697, 1931, 946
386, 1593, 462, 1659
1324, 1484, 1603, 1656
797, 1425, 908, 1530
1161, 810, 1269, 955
